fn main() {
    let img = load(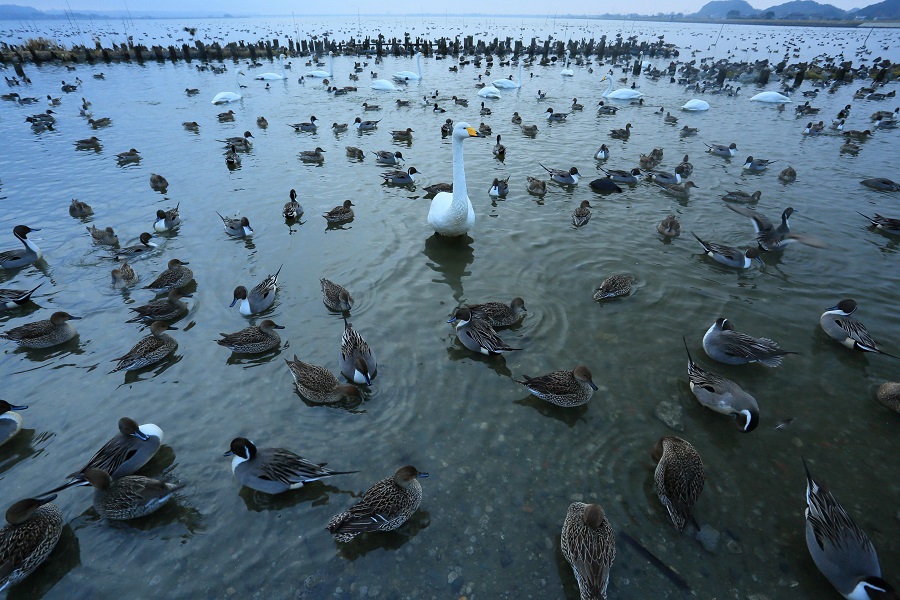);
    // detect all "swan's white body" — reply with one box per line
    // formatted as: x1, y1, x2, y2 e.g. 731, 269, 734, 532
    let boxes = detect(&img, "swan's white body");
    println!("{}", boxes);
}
750, 91, 791, 103
428, 122, 483, 237
307, 52, 333, 78
212, 69, 245, 104
478, 85, 502, 99
256, 54, 286, 80
492, 62, 522, 89
394, 52, 423, 81
600, 75, 643, 99
560, 51, 573, 77
371, 79, 398, 91
682, 99, 709, 111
